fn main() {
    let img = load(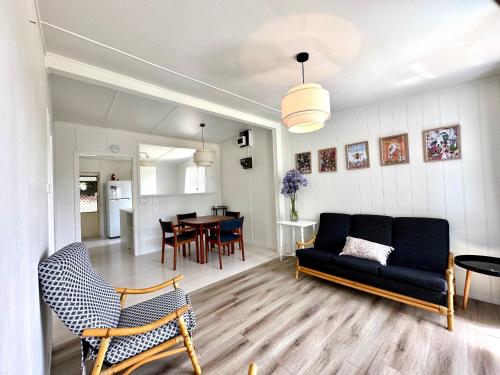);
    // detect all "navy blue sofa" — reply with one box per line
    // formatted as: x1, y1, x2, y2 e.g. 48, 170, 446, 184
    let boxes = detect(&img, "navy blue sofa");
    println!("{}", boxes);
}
295, 213, 455, 330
